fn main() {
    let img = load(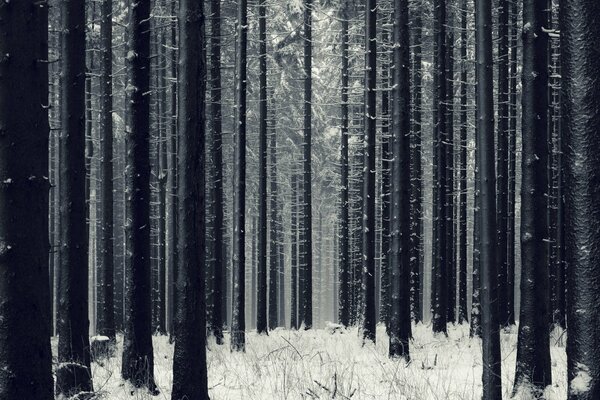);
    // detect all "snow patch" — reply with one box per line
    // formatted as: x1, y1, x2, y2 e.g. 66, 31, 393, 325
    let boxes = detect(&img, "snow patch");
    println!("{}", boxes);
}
571, 363, 592, 395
